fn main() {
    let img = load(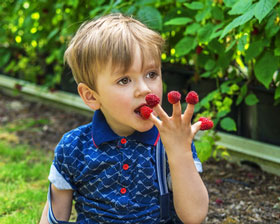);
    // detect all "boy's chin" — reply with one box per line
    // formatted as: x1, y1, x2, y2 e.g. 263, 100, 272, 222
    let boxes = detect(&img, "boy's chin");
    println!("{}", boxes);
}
136, 122, 154, 133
